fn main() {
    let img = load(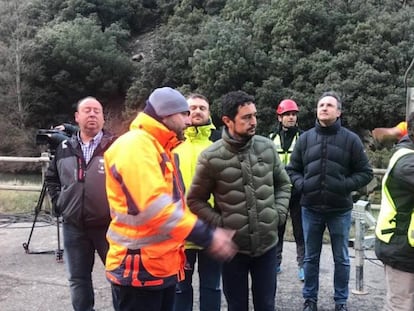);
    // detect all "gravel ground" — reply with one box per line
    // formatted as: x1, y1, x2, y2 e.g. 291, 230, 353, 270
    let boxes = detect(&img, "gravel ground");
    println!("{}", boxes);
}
0, 219, 385, 311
